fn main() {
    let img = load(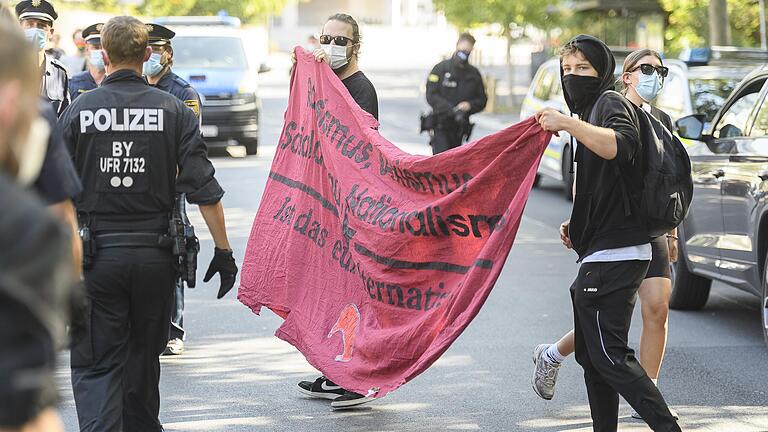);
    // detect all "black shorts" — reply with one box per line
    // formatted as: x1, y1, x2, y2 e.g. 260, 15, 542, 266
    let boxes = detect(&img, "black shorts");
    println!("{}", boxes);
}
645, 236, 670, 279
